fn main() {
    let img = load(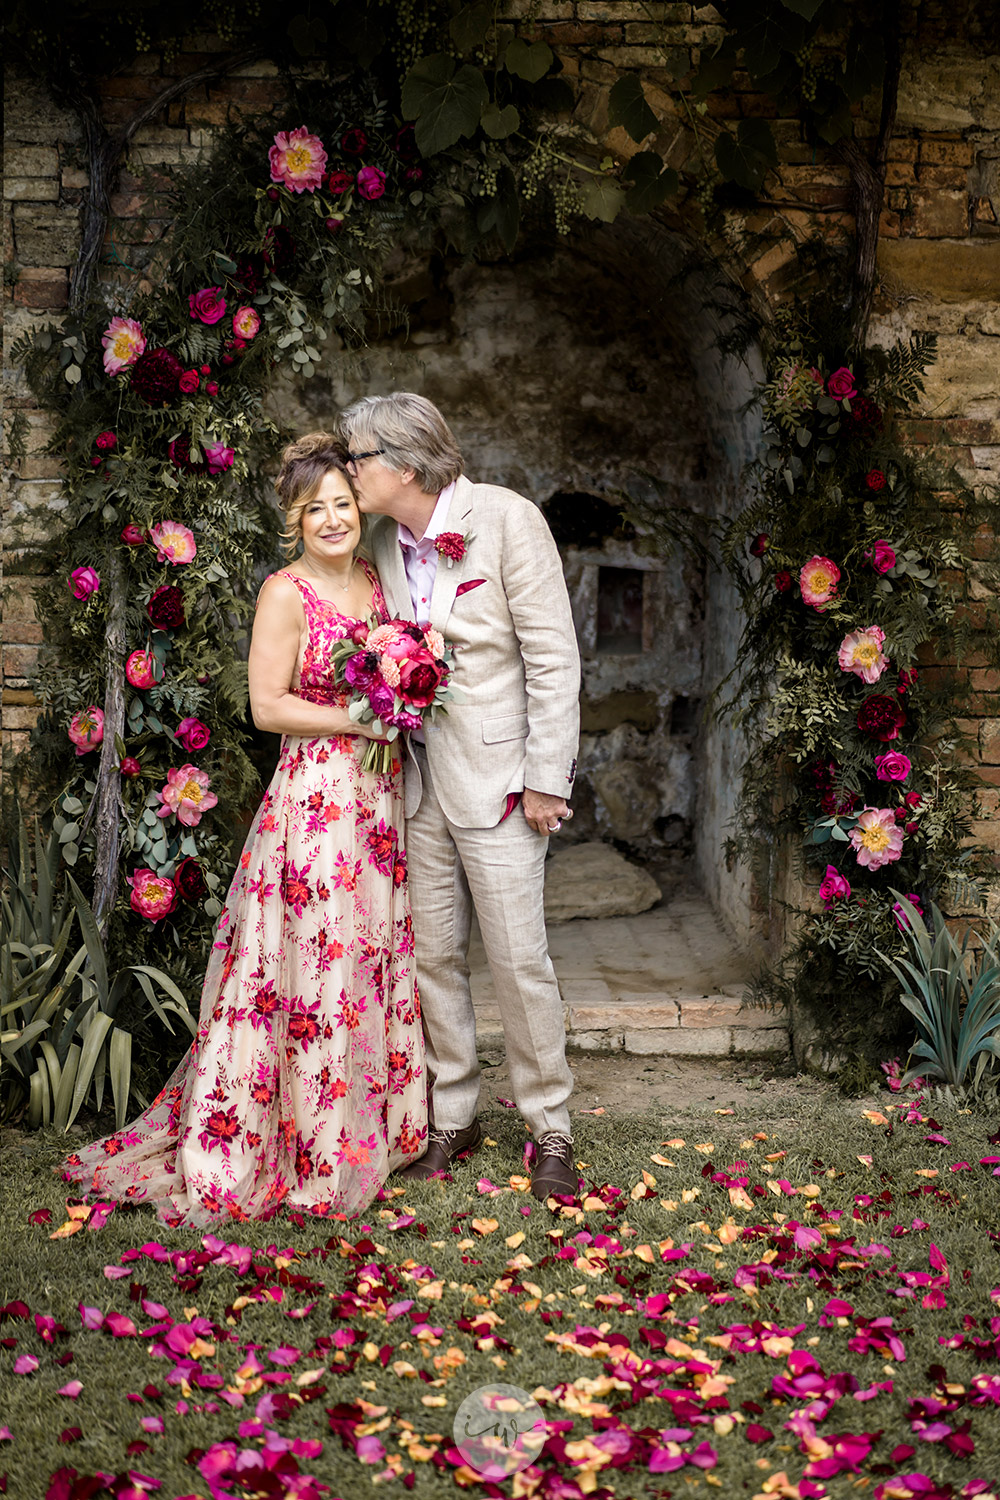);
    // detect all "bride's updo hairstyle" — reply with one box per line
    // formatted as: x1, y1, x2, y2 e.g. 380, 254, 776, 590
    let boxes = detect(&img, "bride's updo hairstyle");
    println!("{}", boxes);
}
274, 432, 355, 559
